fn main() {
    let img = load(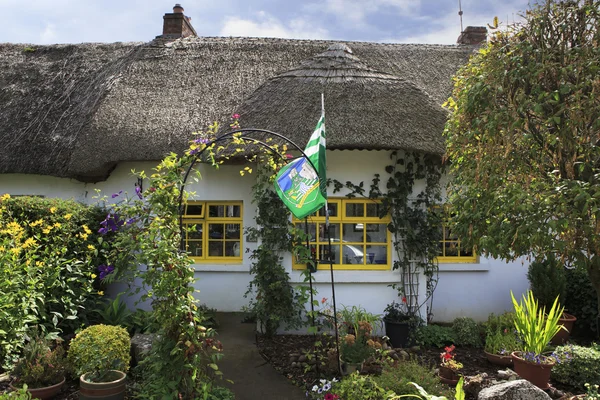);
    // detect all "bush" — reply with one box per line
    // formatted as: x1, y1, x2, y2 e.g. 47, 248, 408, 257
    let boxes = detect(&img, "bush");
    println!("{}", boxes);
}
527, 256, 567, 310
485, 312, 515, 334
335, 372, 393, 400
207, 386, 235, 400
0, 386, 32, 400
373, 359, 454, 398
67, 324, 131, 378
451, 317, 482, 347
415, 324, 456, 348
0, 195, 106, 368
564, 267, 598, 335
552, 344, 600, 390
11, 331, 66, 389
